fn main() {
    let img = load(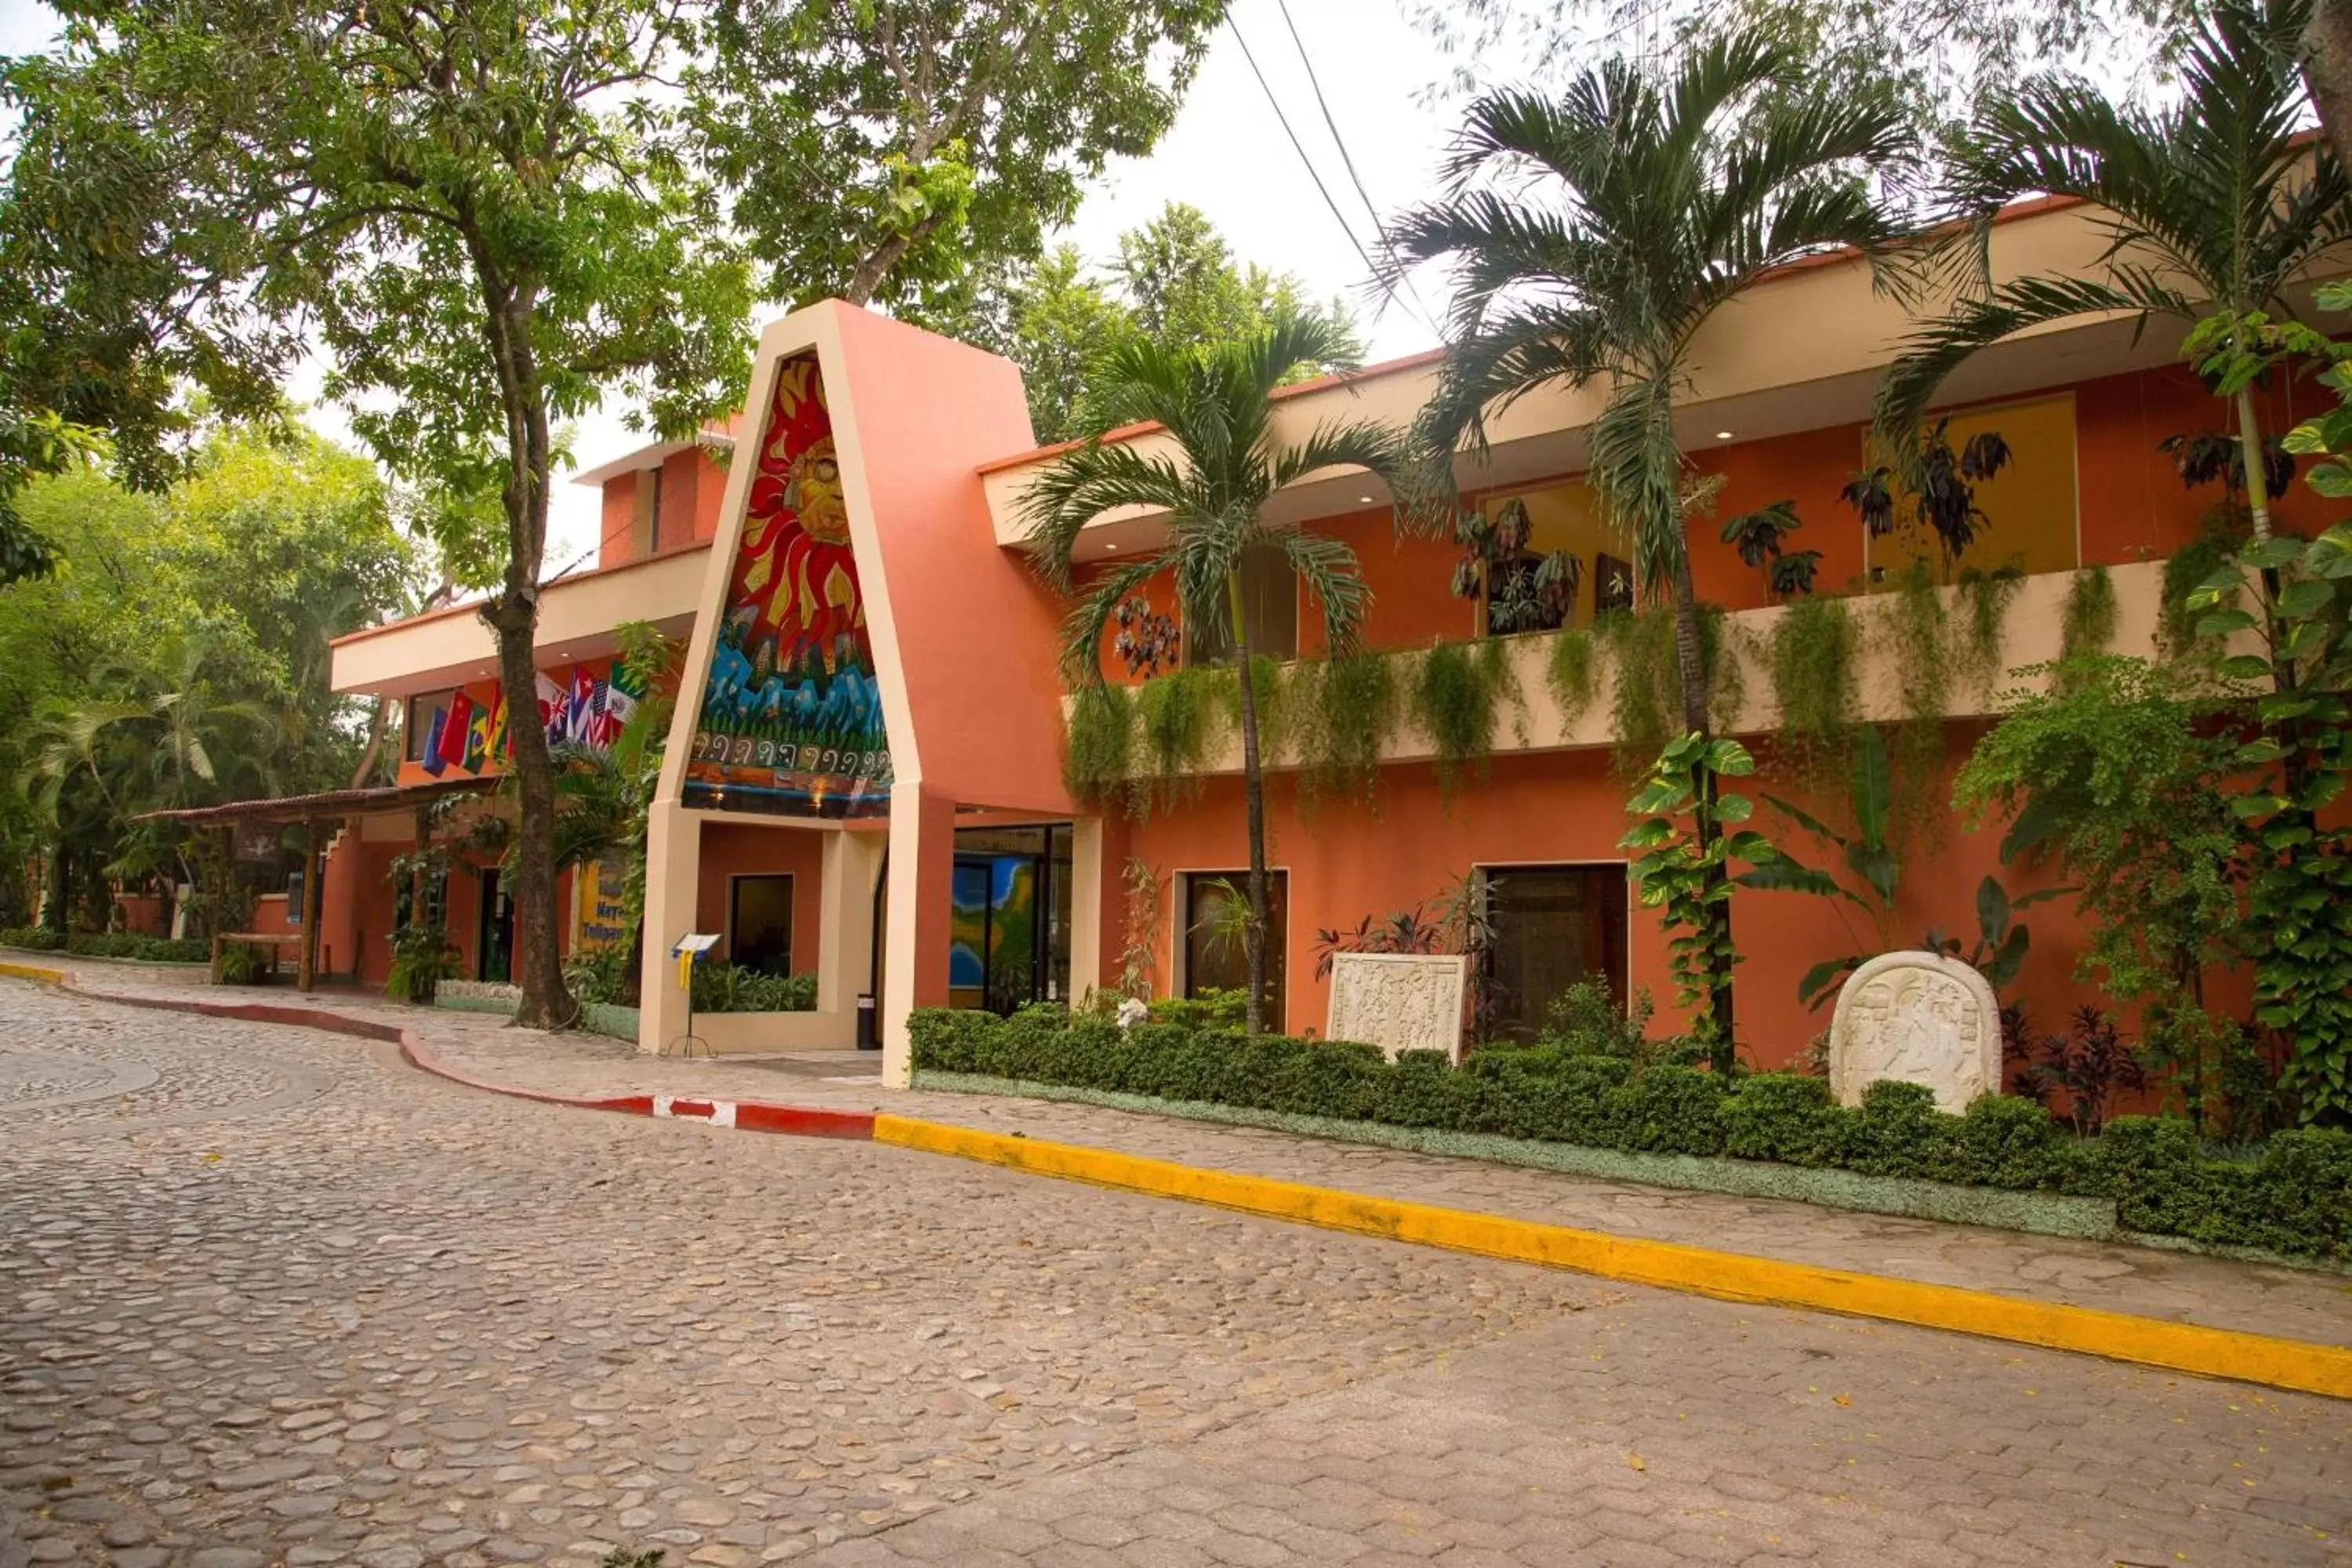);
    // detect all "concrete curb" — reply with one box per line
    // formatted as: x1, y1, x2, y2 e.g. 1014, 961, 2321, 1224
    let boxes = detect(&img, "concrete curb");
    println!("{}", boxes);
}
9, 965, 2347, 1401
